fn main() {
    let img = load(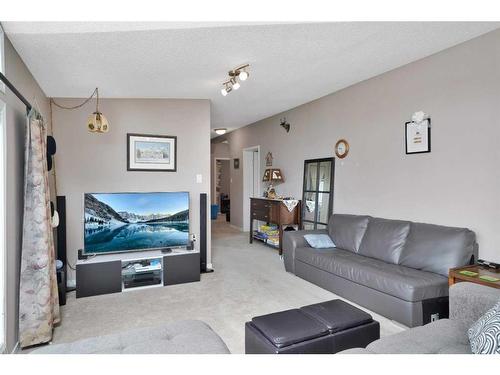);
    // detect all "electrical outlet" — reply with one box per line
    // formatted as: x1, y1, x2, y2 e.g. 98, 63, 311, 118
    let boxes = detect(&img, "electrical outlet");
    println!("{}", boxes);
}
431, 313, 439, 322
